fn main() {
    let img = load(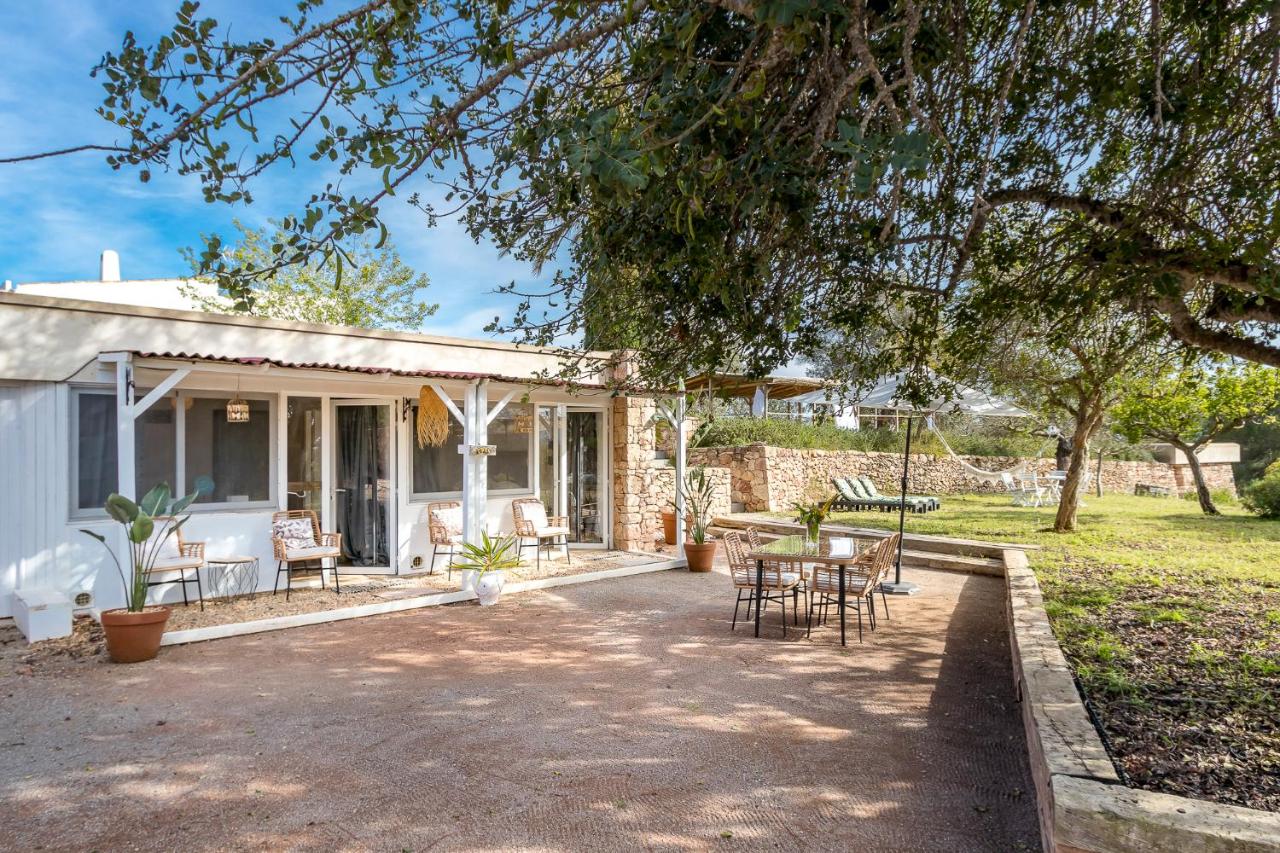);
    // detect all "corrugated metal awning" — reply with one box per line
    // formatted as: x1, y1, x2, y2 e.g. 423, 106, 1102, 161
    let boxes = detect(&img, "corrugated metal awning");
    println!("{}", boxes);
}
127, 351, 608, 390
